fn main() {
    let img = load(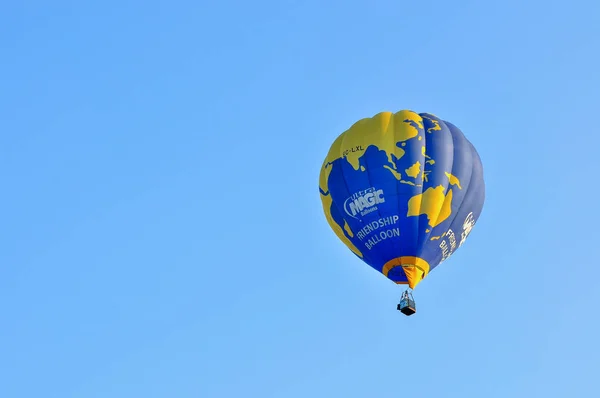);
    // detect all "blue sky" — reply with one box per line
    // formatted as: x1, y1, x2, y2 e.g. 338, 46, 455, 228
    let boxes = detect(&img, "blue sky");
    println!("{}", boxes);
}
1, 0, 599, 397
